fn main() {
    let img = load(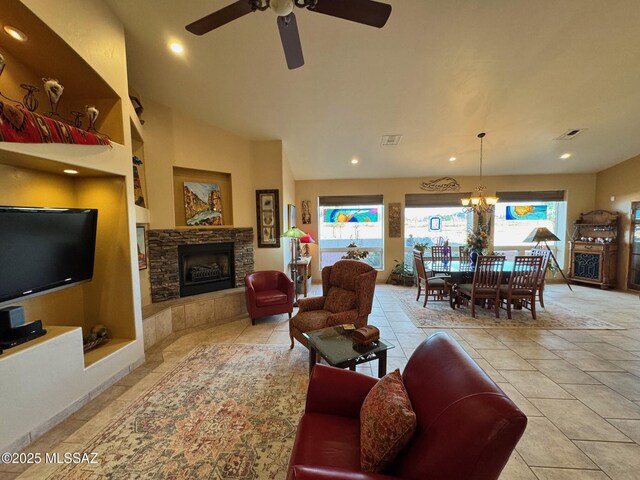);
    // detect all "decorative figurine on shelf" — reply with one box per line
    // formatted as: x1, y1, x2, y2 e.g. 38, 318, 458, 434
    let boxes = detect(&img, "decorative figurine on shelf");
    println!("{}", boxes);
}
21, 84, 39, 112
42, 78, 64, 116
85, 104, 99, 131
83, 323, 110, 352
132, 156, 147, 208
71, 111, 85, 128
